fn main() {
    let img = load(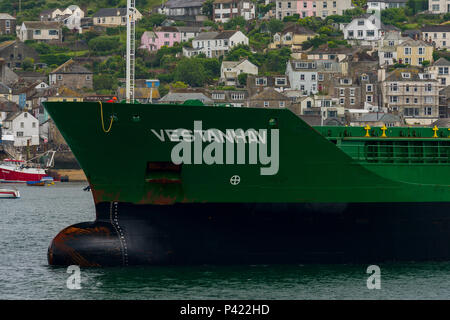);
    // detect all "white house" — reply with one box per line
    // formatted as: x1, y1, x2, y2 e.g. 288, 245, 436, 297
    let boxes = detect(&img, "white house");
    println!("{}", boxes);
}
285, 60, 318, 96
176, 26, 211, 42
40, 5, 84, 33
378, 32, 410, 66
213, 0, 256, 23
220, 59, 258, 86
183, 30, 249, 58
429, 0, 450, 14
367, 0, 407, 11
18, 21, 62, 42
2, 111, 39, 146
343, 14, 383, 47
